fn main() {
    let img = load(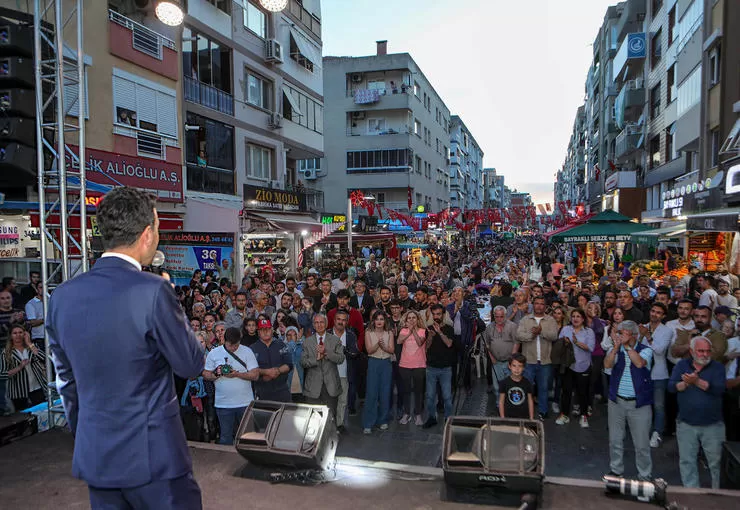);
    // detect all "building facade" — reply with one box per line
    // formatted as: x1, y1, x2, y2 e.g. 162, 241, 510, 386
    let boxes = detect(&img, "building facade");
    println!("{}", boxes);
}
321, 42, 451, 217
449, 116, 484, 210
